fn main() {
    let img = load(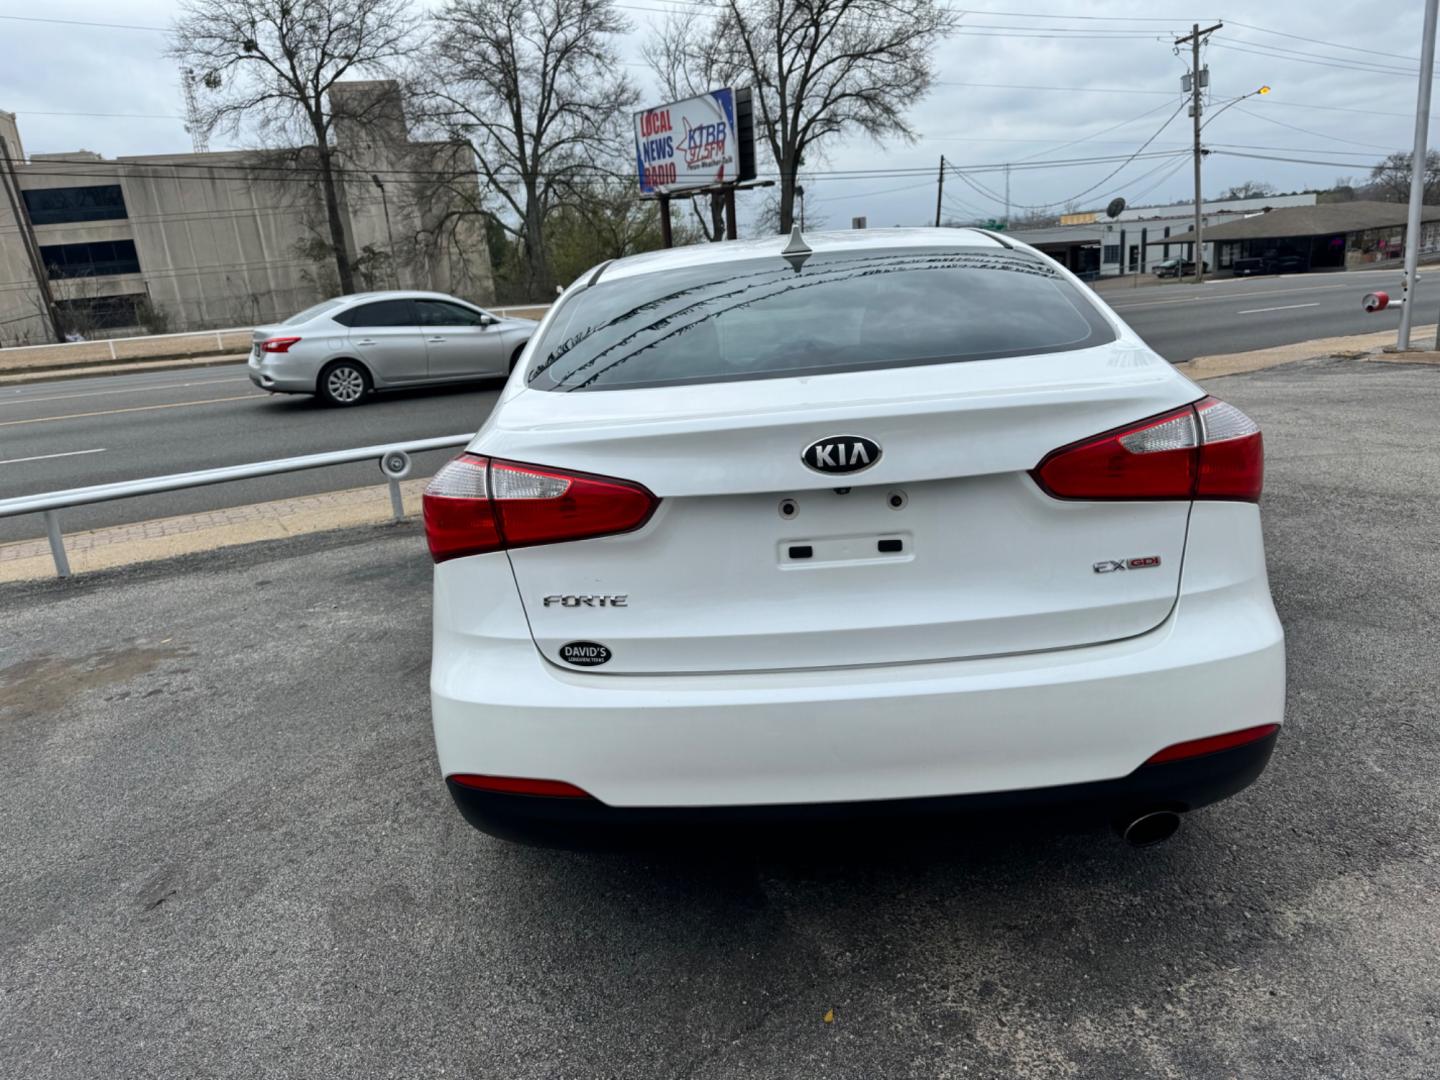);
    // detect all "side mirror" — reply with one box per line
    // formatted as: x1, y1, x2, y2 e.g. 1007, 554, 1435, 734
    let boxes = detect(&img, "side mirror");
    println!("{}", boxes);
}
479, 314, 497, 327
